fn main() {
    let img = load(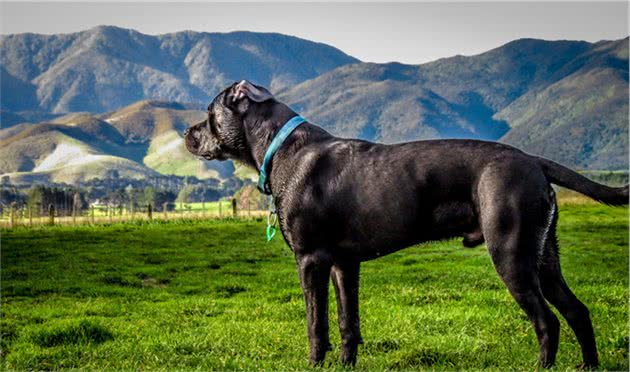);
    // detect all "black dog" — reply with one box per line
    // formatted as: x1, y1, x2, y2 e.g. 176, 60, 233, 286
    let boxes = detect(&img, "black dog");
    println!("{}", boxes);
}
184, 80, 628, 368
